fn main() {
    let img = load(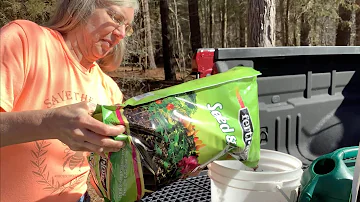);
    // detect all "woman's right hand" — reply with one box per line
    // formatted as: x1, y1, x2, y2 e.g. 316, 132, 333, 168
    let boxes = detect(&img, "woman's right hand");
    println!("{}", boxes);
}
45, 101, 125, 156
